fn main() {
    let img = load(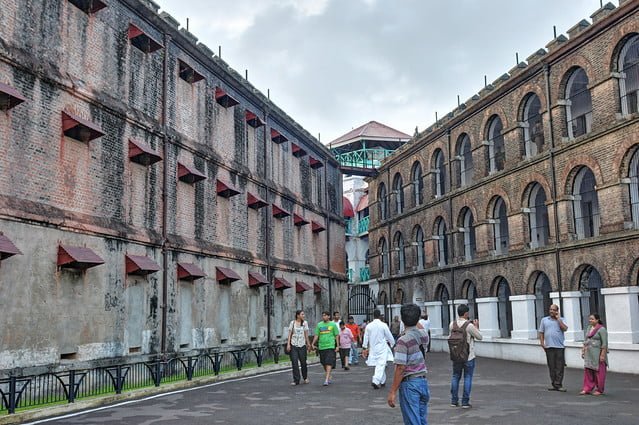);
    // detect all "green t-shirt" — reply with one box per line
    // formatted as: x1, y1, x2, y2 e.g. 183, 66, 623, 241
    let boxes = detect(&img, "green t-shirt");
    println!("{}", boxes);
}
315, 321, 339, 350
